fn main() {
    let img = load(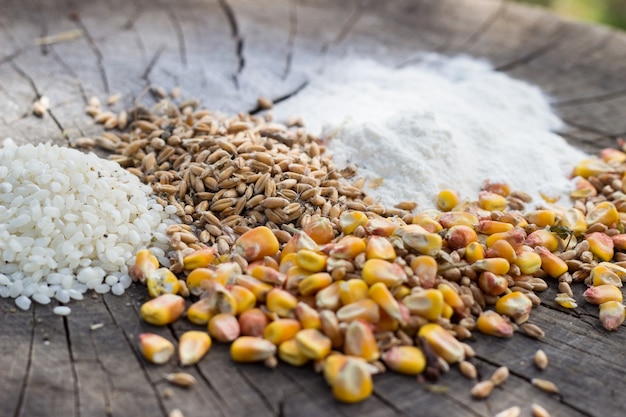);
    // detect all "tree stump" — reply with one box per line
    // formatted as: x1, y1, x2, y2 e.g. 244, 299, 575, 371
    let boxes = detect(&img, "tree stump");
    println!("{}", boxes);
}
1, 0, 625, 416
